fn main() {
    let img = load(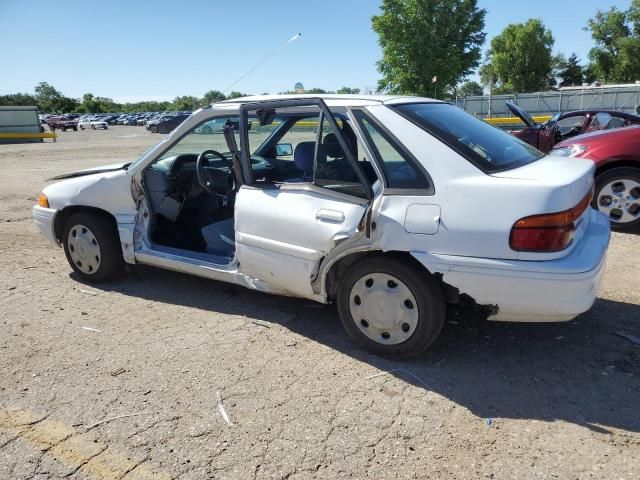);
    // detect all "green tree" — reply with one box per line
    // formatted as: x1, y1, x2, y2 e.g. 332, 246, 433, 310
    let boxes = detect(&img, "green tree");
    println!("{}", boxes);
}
80, 93, 99, 113
226, 91, 247, 99
372, 0, 486, 98
202, 90, 226, 104
172, 96, 199, 111
482, 19, 555, 93
586, 1, 640, 83
305, 88, 328, 94
0, 93, 38, 106
336, 86, 361, 94
556, 53, 584, 87
457, 80, 483, 96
